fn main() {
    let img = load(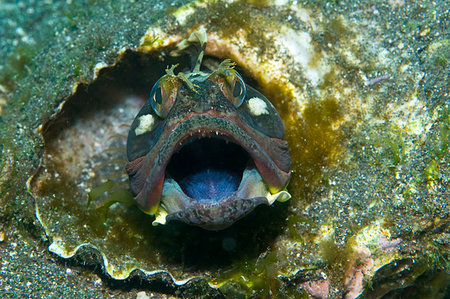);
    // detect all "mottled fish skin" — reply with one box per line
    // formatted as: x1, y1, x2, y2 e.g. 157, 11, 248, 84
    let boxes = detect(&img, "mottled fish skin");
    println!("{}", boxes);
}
126, 30, 291, 230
